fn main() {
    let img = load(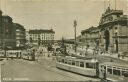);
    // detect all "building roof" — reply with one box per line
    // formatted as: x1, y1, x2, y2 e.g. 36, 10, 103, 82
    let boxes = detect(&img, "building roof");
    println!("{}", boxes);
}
63, 39, 75, 44
102, 7, 123, 18
100, 62, 128, 68
81, 26, 98, 35
13, 23, 25, 31
2, 15, 13, 22
29, 29, 55, 34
